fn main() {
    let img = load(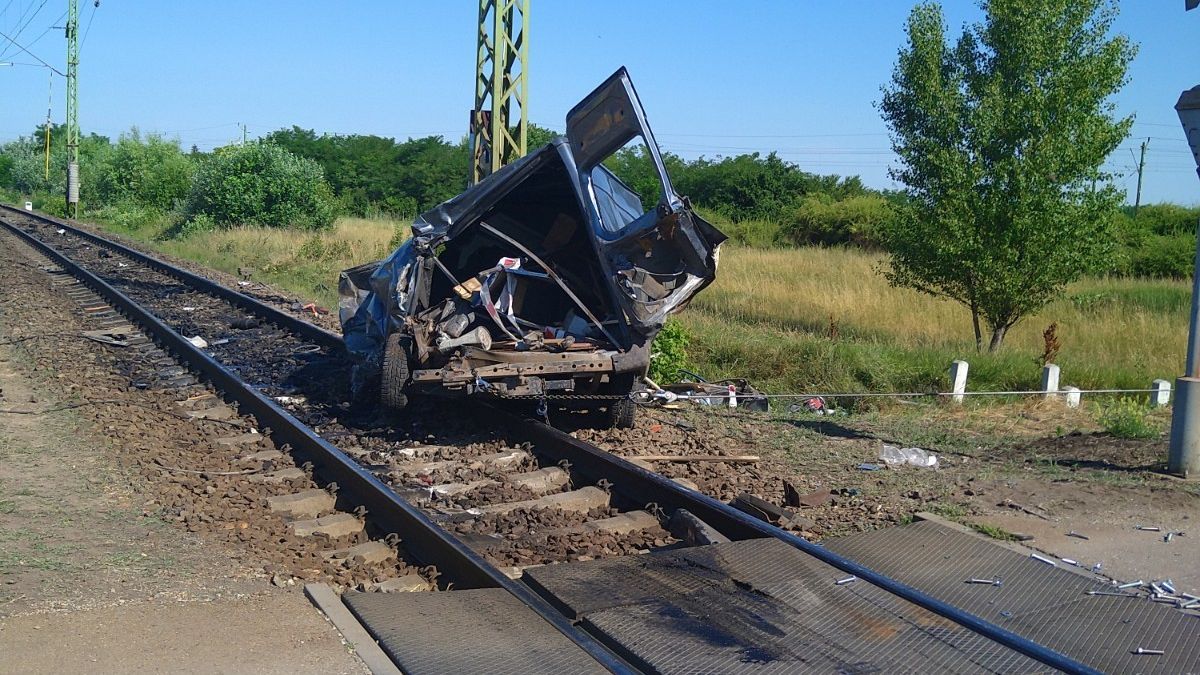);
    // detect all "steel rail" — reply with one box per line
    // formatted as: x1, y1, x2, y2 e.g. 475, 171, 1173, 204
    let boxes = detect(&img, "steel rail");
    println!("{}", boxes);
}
0, 204, 342, 351
3, 204, 1100, 674
497, 407, 1101, 674
0, 213, 635, 675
